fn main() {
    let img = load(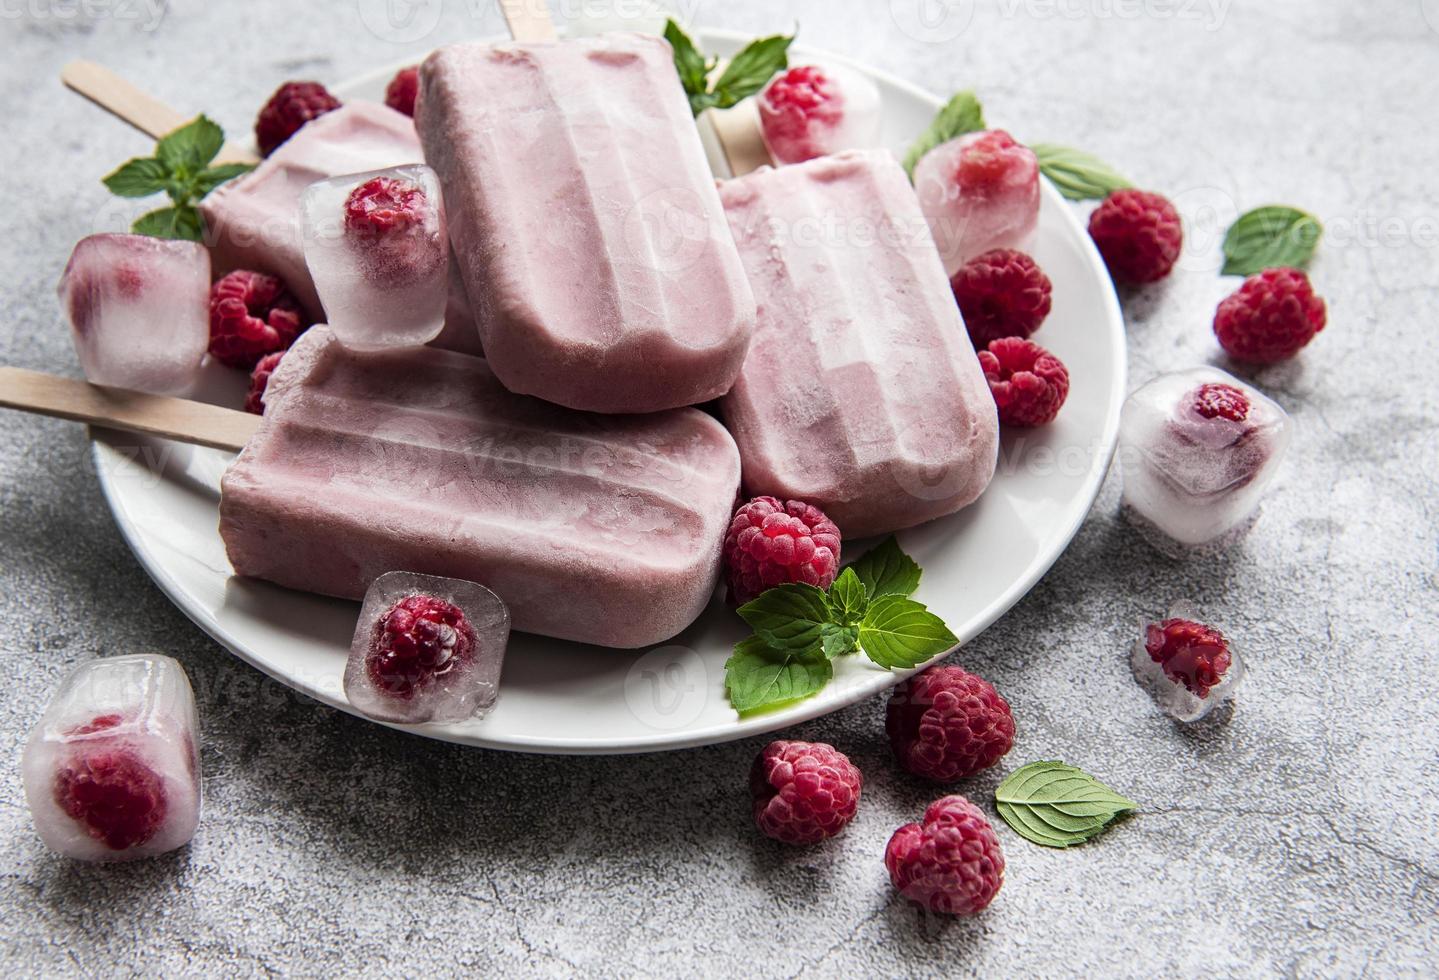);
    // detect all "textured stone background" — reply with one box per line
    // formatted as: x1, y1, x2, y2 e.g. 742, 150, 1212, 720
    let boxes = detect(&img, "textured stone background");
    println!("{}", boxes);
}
2, 0, 1436, 975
